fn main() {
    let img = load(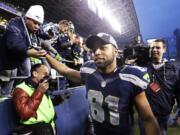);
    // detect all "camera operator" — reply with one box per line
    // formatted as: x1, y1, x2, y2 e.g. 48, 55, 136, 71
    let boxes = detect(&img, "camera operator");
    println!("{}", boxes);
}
12, 64, 65, 135
139, 39, 180, 135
